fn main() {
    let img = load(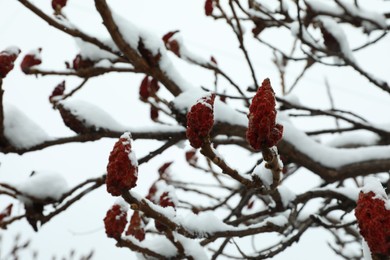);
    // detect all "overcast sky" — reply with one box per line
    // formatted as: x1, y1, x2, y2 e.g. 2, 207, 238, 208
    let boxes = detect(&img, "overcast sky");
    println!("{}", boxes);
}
1, 0, 390, 259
